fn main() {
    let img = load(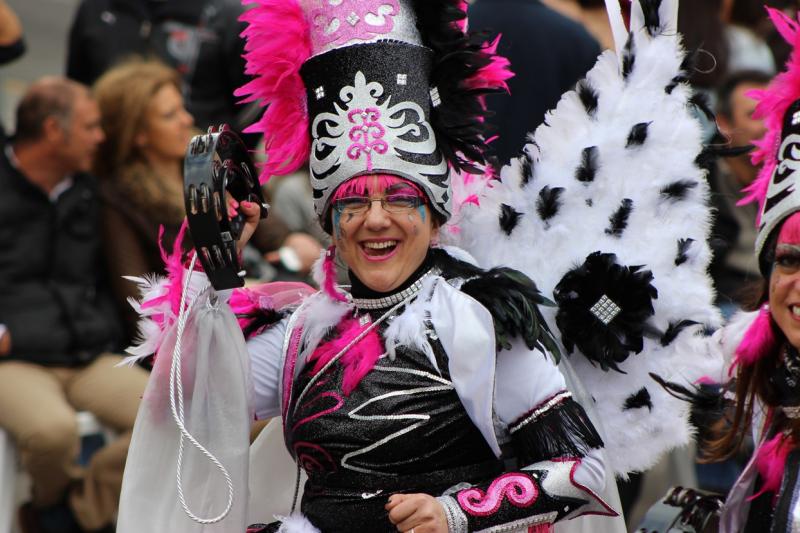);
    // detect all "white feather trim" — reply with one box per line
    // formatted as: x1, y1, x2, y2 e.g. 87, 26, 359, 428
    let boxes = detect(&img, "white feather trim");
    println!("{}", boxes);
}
275, 513, 321, 533
384, 275, 440, 369
310, 248, 327, 288
118, 270, 210, 367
